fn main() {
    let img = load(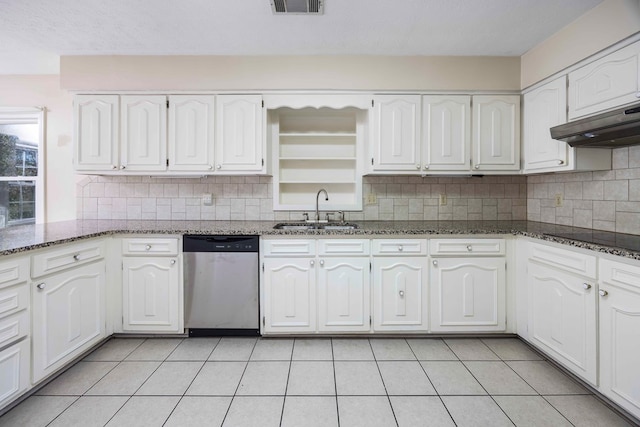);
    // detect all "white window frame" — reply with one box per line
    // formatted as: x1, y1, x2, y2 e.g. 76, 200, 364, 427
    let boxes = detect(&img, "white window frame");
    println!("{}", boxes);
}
0, 107, 45, 224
